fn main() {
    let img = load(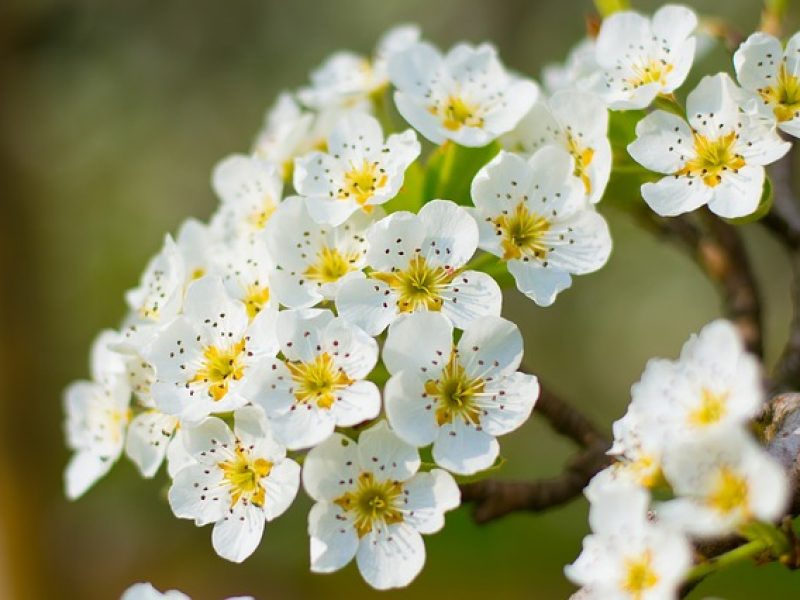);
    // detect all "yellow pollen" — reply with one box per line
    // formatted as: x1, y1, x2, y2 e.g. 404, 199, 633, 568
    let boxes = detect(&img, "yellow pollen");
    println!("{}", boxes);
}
431, 95, 484, 131
247, 198, 278, 231
621, 551, 660, 599
619, 454, 664, 489
191, 268, 206, 281
688, 388, 728, 427
190, 339, 247, 401
677, 132, 746, 187
340, 160, 388, 206
708, 467, 750, 515
219, 445, 272, 508
286, 352, 353, 409
759, 63, 800, 123
243, 284, 270, 320
492, 202, 551, 261
304, 246, 358, 284
371, 255, 456, 313
627, 58, 673, 89
424, 350, 485, 426
566, 133, 595, 195
334, 472, 404, 538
